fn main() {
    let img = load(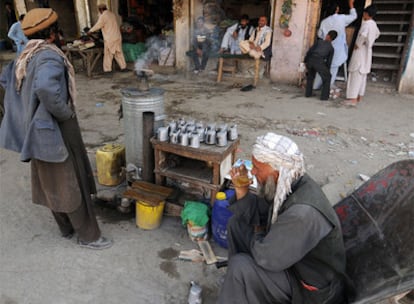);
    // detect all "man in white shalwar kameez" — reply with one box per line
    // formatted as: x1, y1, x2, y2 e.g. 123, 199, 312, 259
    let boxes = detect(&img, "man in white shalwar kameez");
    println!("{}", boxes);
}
240, 16, 272, 60
313, 0, 357, 90
88, 4, 127, 74
344, 5, 380, 106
